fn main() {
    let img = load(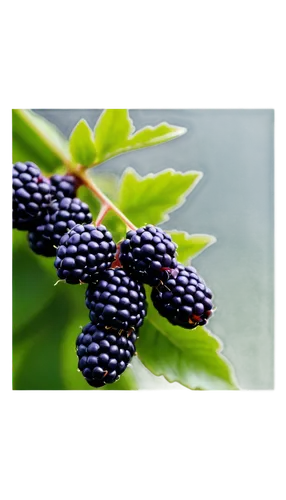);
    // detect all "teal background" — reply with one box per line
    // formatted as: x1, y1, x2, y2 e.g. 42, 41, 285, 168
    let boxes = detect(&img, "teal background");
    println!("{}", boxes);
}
33, 109, 274, 389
